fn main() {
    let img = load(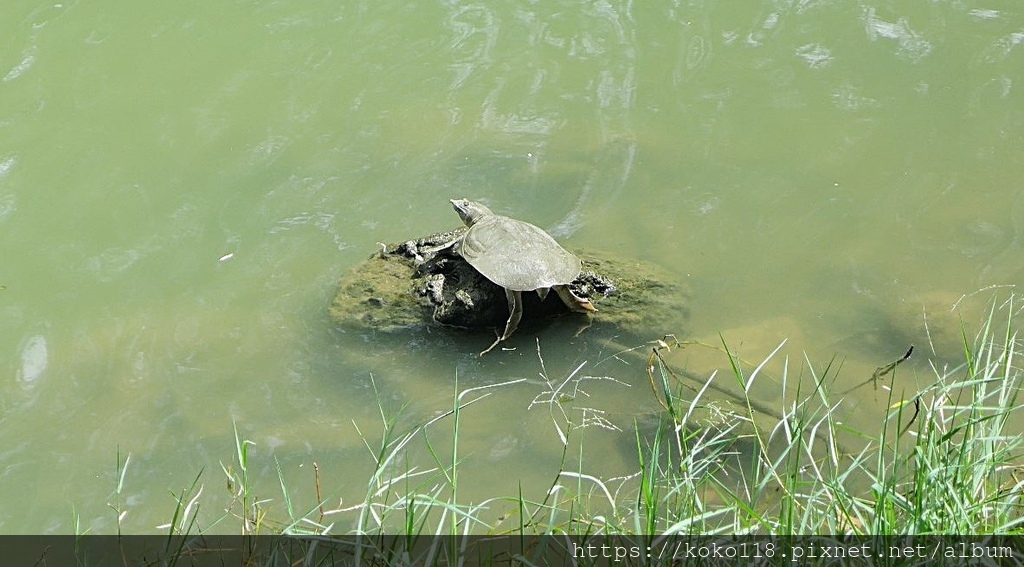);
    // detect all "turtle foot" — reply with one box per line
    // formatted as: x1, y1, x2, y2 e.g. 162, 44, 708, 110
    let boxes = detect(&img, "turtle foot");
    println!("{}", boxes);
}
478, 329, 504, 356
554, 285, 598, 313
